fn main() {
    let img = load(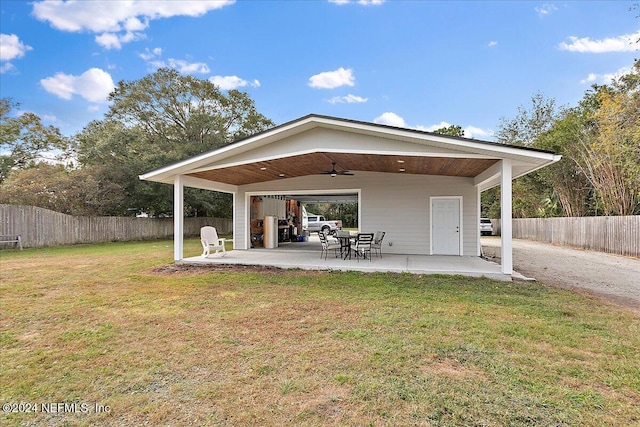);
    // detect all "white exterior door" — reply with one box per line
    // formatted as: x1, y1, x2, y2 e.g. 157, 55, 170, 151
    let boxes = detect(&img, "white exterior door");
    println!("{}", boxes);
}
431, 197, 462, 255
